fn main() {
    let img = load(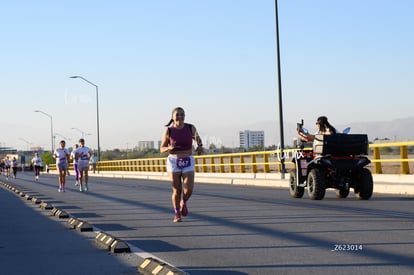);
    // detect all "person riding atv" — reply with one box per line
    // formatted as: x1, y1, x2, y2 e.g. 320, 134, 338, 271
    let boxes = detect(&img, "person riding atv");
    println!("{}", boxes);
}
297, 116, 336, 142
290, 117, 373, 200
